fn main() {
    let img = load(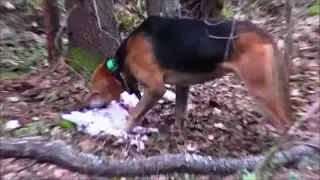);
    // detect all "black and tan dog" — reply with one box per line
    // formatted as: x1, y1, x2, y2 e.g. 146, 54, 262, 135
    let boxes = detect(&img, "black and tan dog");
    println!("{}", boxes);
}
87, 16, 292, 132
